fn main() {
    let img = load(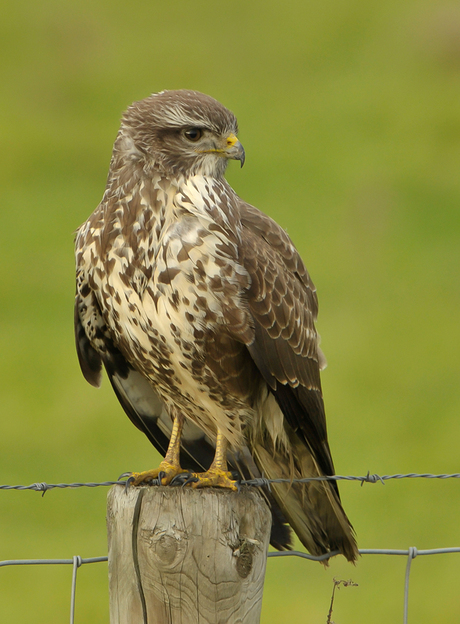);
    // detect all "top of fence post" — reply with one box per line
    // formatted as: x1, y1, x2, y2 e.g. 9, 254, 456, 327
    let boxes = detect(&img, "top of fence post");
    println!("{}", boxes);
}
107, 485, 271, 624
